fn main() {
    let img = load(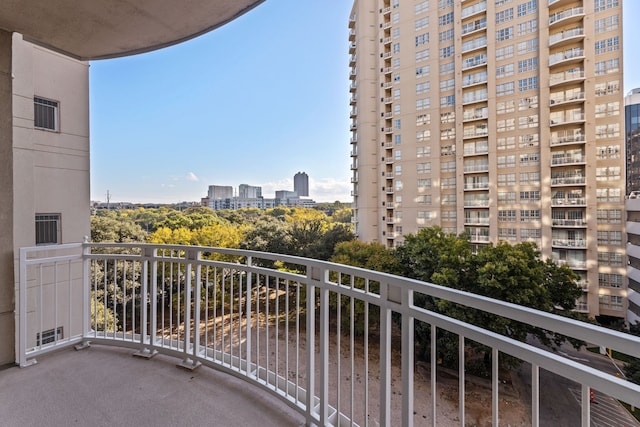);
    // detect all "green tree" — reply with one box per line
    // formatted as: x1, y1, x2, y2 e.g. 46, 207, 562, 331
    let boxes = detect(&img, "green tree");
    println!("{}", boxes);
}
395, 227, 583, 372
624, 358, 640, 385
91, 212, 147, 243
